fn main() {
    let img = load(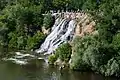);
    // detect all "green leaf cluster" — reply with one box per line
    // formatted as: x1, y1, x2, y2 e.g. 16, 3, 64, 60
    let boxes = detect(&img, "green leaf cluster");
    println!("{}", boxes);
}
48, 43, 72, 64
0, 1, 46, 50
55, 43, 72, 62
43, 13, 54, 29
